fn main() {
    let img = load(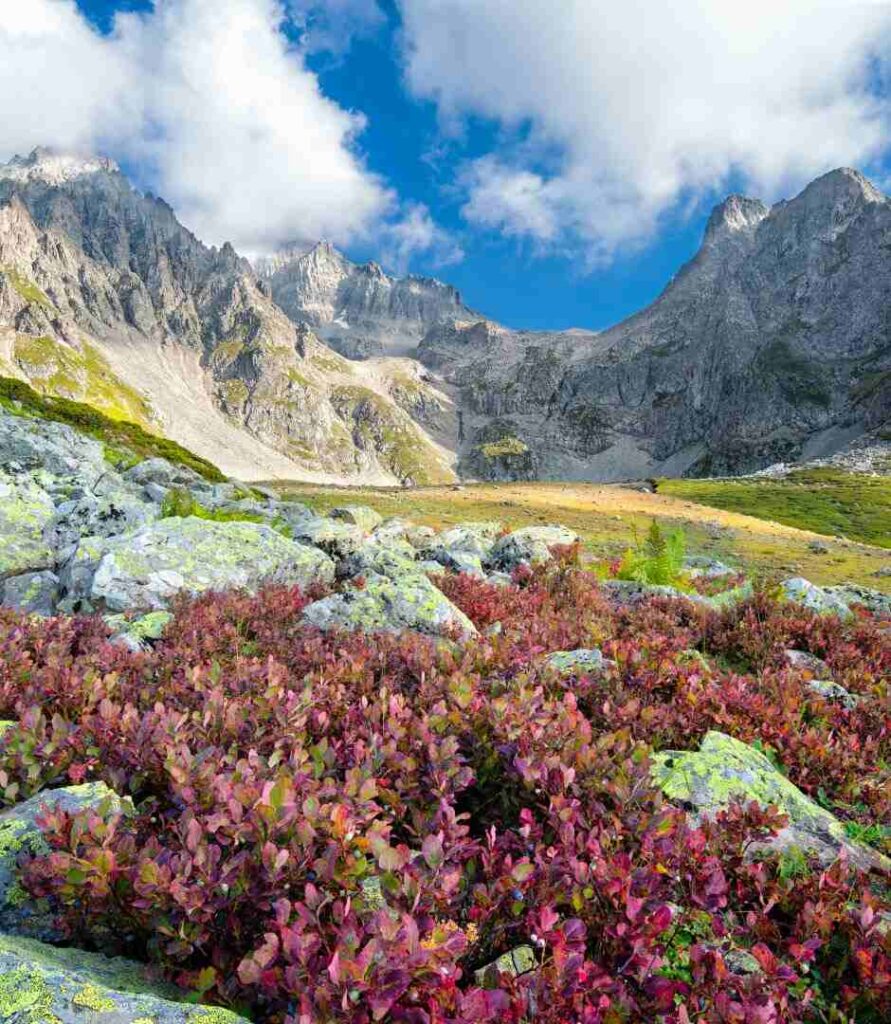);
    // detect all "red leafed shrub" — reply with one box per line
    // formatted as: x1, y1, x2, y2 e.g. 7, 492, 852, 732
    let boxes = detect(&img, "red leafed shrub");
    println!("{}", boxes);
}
0, 567, 889, 1023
